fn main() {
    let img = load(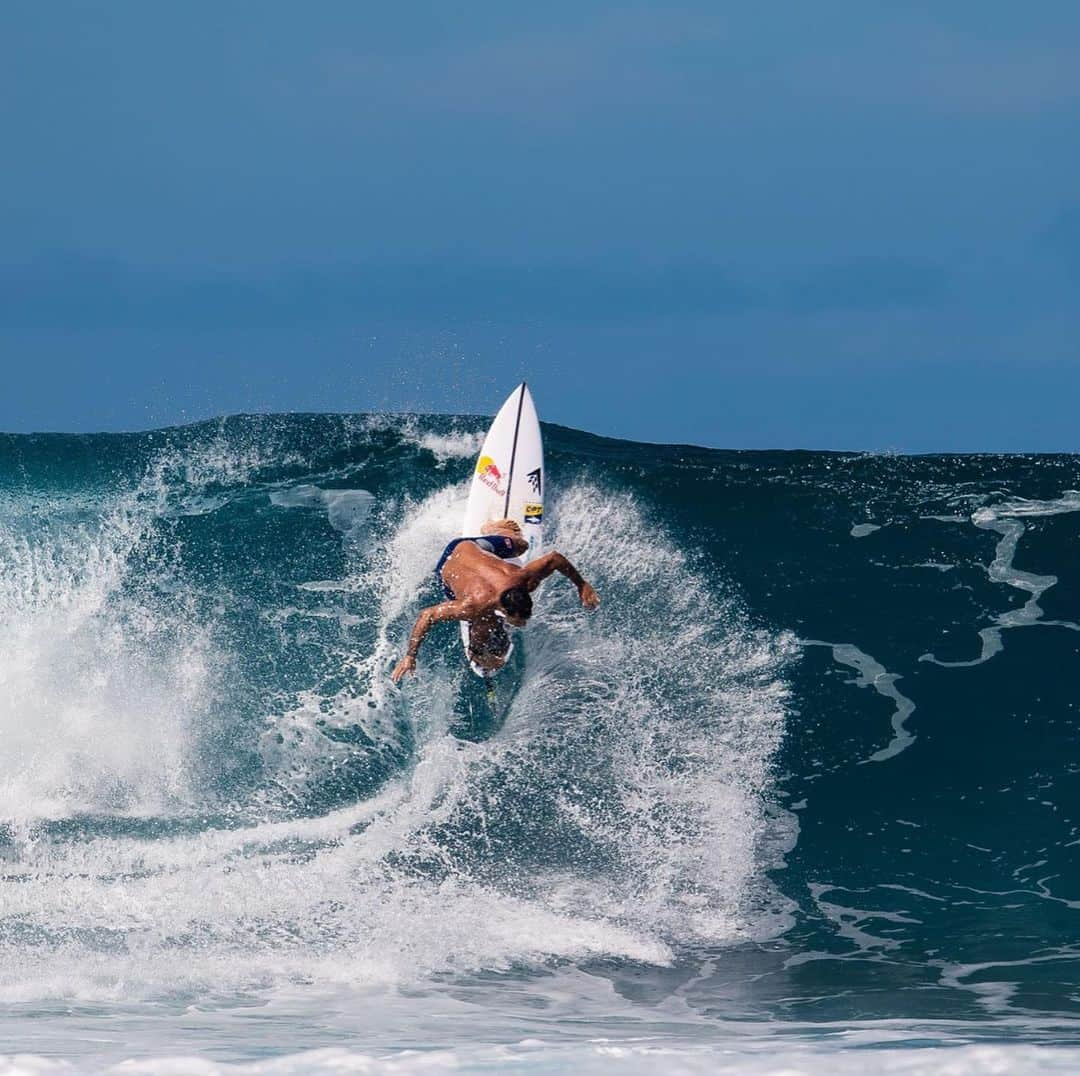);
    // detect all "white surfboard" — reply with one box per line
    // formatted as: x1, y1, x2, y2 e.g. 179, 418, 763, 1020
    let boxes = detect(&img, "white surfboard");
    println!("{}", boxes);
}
459, 383, 544, 676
